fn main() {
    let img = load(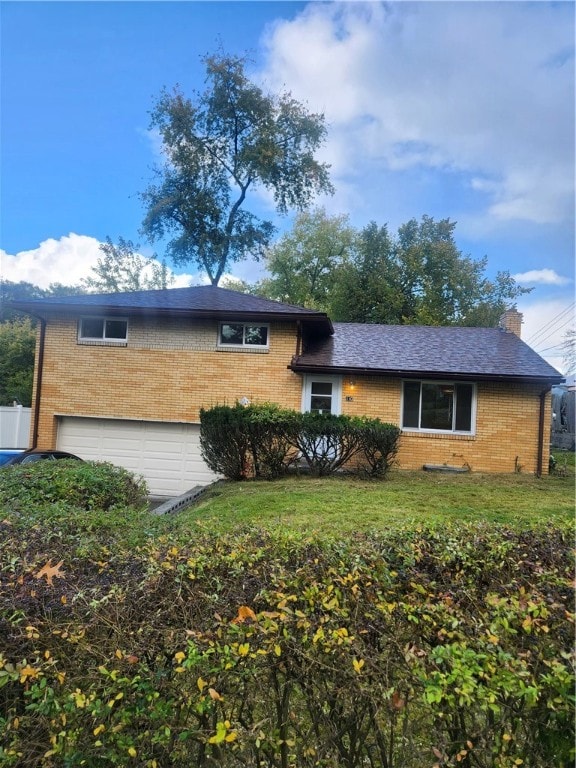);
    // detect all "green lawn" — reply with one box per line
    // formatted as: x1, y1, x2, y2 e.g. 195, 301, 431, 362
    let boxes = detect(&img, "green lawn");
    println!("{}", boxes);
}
170, 455, 575, 538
